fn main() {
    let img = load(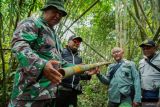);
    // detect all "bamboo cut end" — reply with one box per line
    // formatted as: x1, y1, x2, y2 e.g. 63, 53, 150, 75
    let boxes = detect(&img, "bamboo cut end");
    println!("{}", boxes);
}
58, 68, 65, 76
